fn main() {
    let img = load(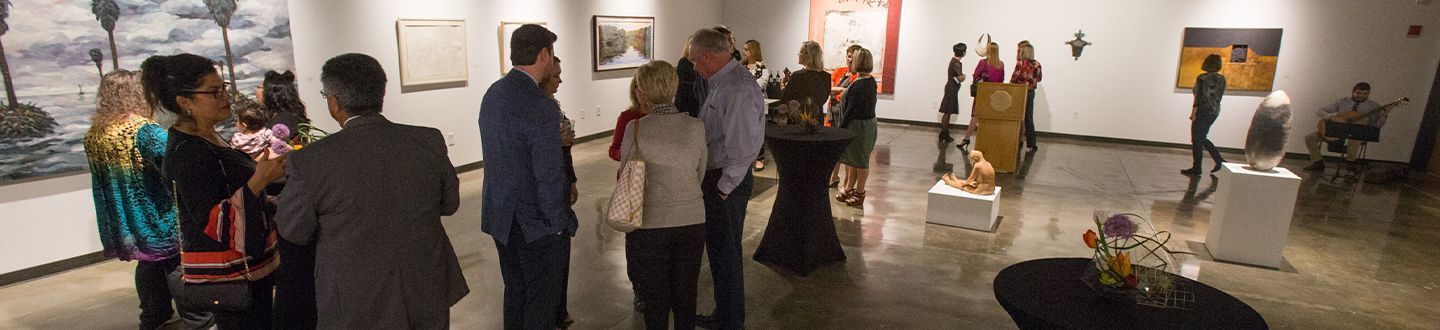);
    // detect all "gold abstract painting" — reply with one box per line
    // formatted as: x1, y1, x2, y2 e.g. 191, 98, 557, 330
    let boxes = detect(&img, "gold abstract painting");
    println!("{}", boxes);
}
1176, 28, 1283, 91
